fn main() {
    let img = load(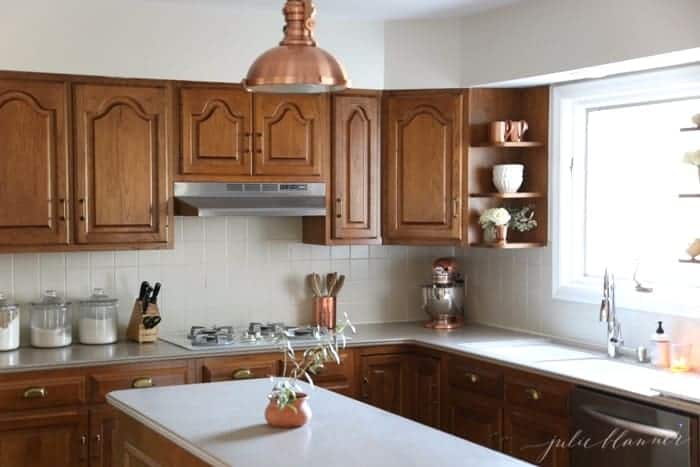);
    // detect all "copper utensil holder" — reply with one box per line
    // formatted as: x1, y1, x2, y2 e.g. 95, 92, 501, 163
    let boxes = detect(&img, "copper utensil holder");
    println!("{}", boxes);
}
313, 296, 336, 330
